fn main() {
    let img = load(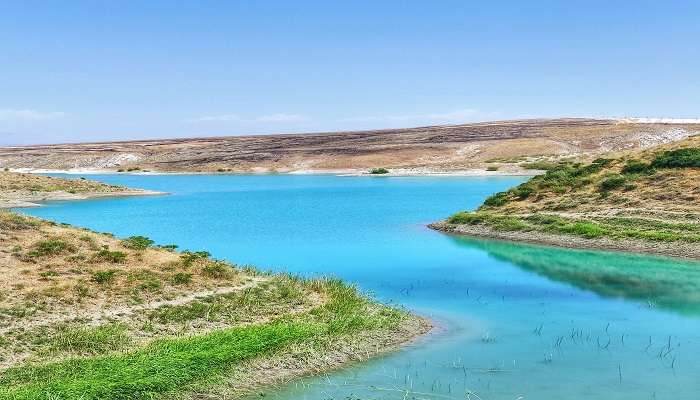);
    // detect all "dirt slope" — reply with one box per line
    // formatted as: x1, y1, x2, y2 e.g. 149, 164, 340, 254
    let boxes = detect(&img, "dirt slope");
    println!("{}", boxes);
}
1, 118, 698, 173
